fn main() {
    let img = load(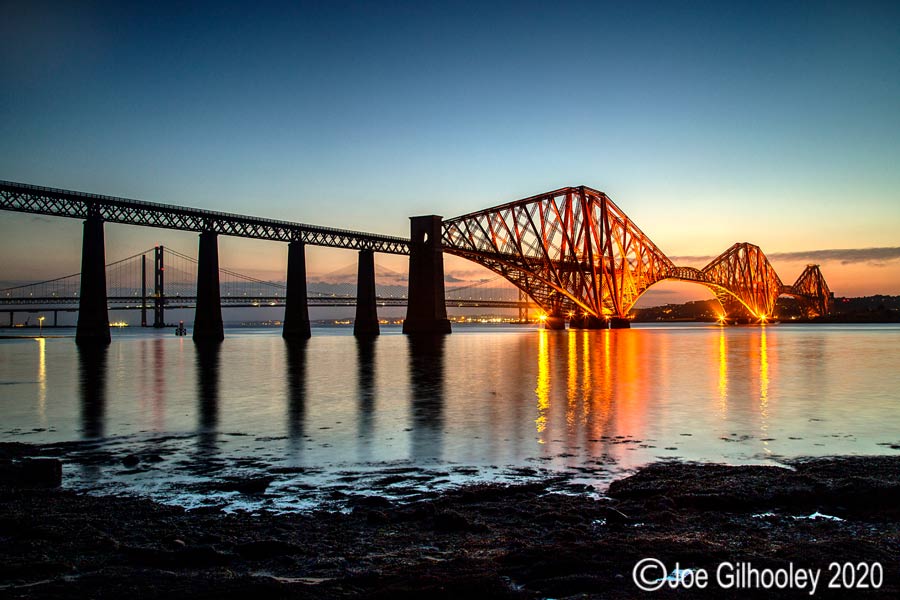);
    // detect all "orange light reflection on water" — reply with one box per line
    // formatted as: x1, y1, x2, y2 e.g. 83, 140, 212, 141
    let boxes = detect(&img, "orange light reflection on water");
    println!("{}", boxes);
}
759, 326, 770, 453
566, 330, 577, 430
718, 327, 727, 417
532, 325, 786, 466
535, 328, 651, 466
37, 337, 46, 425
534, 329, 549, 443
